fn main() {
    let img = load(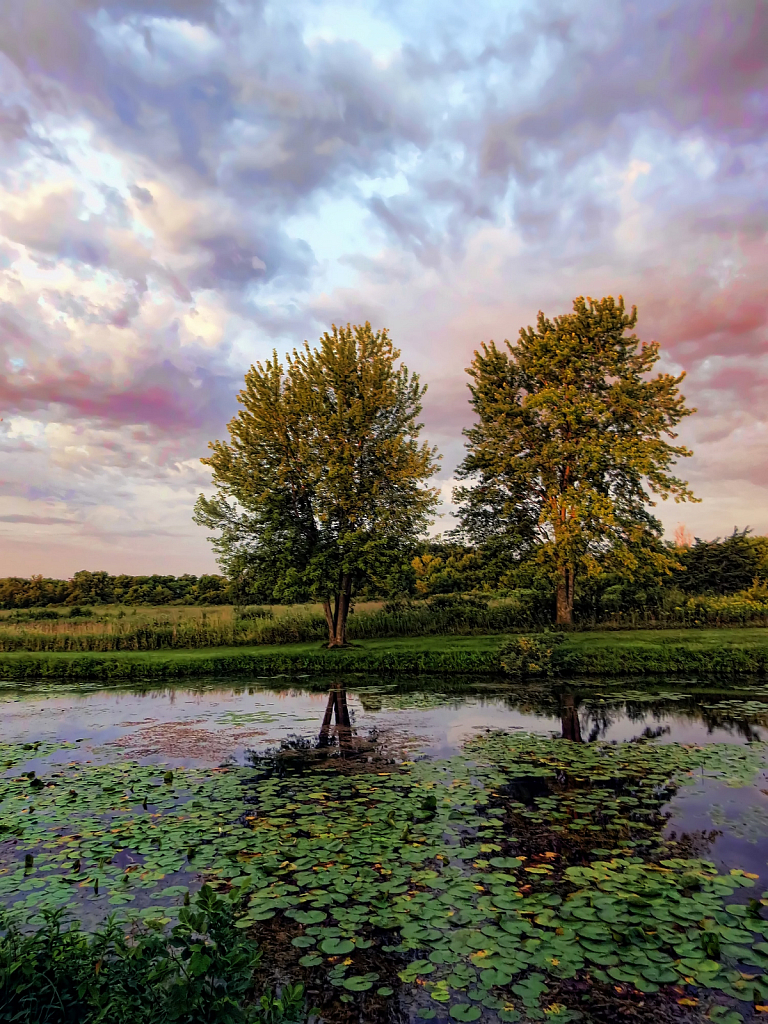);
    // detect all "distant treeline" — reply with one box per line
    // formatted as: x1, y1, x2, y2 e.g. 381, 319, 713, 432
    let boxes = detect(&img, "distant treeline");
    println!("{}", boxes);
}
1, 529, 767, 614
0, 571, 232, 609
